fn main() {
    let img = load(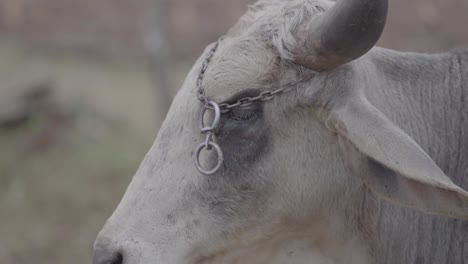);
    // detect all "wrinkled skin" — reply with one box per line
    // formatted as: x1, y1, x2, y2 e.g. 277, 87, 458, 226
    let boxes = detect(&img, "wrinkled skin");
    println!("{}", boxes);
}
94, 1, 468, 263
